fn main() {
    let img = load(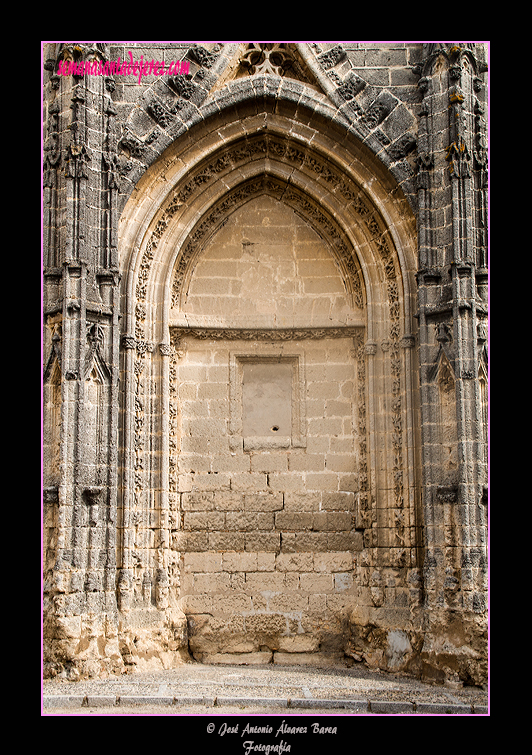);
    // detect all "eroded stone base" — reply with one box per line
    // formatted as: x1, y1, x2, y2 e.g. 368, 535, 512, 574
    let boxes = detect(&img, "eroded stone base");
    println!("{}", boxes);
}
345, 608, 487, 686
43, 603, 190, 680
